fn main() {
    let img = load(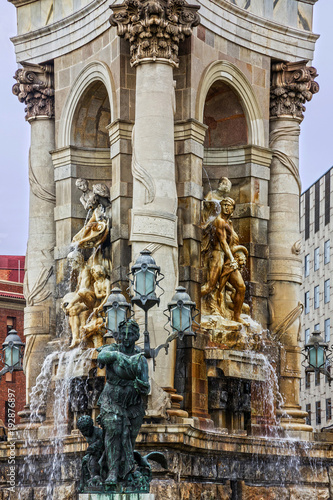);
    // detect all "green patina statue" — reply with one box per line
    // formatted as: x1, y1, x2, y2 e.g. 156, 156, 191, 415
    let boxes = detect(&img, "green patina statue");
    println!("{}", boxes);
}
78, 319, 167, 493
97, 319, 150, 490
77, 415, 104, 490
